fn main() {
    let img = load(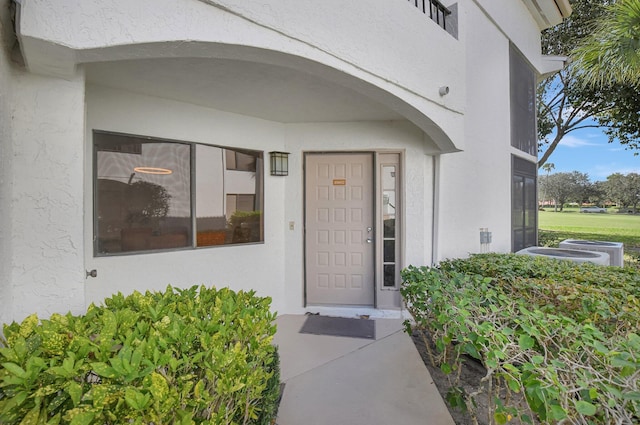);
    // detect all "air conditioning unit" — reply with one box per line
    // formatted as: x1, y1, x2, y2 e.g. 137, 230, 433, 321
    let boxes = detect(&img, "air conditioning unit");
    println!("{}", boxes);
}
516, 247, 610, 266
558, 240, 624, 267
